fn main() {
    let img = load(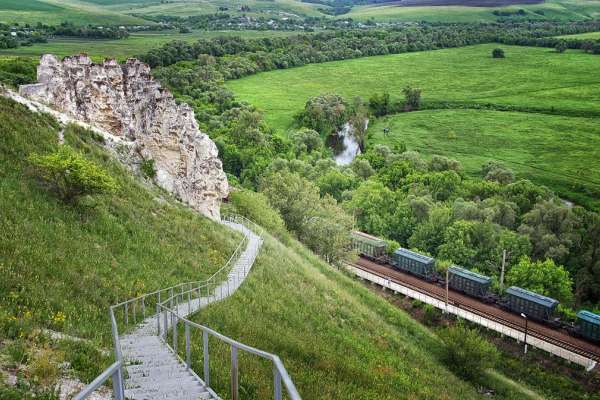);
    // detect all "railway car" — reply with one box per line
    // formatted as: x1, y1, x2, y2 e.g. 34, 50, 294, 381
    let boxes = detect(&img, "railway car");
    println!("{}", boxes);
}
351, 231, 387, 262
391, 247, 436, 280
504, 286, 559, 323
575, 310, 600, 342
447, 265, 491, 299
